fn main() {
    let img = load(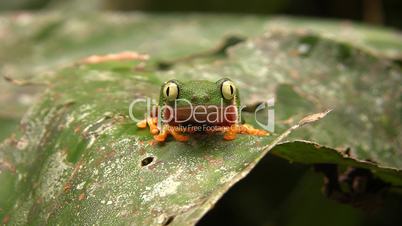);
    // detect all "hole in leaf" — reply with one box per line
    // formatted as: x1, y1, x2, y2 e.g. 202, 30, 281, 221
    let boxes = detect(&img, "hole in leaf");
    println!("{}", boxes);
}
141, 156, 154, 167
163, 215, 175, 226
